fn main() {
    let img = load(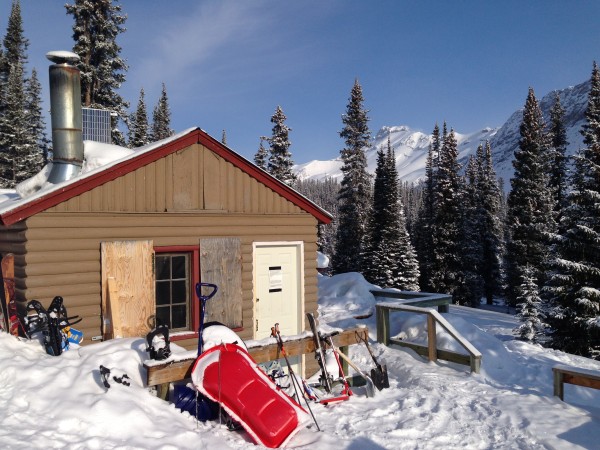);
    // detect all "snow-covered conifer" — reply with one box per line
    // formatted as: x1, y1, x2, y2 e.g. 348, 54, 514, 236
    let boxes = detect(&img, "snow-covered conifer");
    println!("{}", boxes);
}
515, 266, 545, 343
333, 79, 372, 274
505, 88, 556, 306
545, 62, 600, 358
266, 105, 296, 186
430, 127, 464, 300
254, 138, 268, 170
151, 83, 173, 142
66, 0, 129, 146
128, 88, 149, 148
